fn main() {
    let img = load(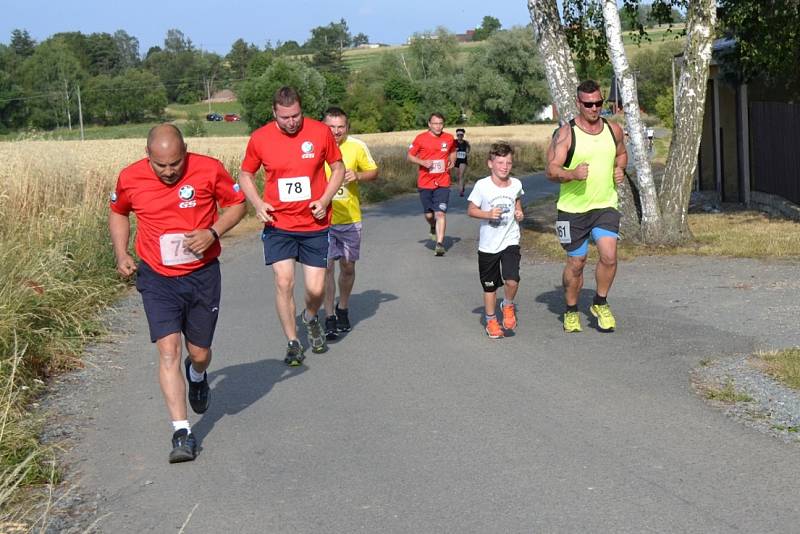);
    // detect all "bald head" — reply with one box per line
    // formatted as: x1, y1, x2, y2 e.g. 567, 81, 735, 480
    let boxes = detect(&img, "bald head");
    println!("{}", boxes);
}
146, 124, 188, 185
